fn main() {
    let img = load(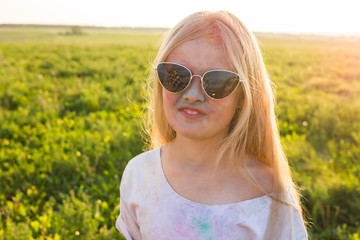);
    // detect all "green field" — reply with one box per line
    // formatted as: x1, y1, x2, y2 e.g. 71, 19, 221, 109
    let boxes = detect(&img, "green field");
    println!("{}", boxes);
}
0, 26, 360, 239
